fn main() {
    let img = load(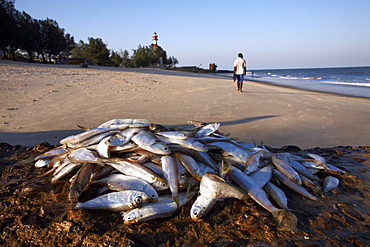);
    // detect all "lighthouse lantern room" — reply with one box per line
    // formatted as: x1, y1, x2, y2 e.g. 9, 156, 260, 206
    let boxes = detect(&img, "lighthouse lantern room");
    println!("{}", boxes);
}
152, 32, 158, 47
